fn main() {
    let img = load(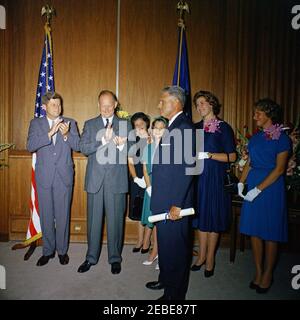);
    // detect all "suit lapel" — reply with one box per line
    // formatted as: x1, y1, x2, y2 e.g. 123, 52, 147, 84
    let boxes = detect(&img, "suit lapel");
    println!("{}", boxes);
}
112, 115, 120, 136
99, 115, 105, 129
